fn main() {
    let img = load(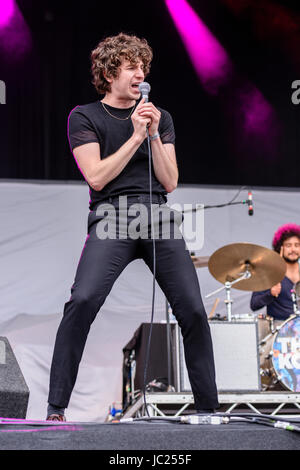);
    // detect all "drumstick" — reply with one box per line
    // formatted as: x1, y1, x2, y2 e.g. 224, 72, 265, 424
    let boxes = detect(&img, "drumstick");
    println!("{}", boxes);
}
209, 298, 220, 319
